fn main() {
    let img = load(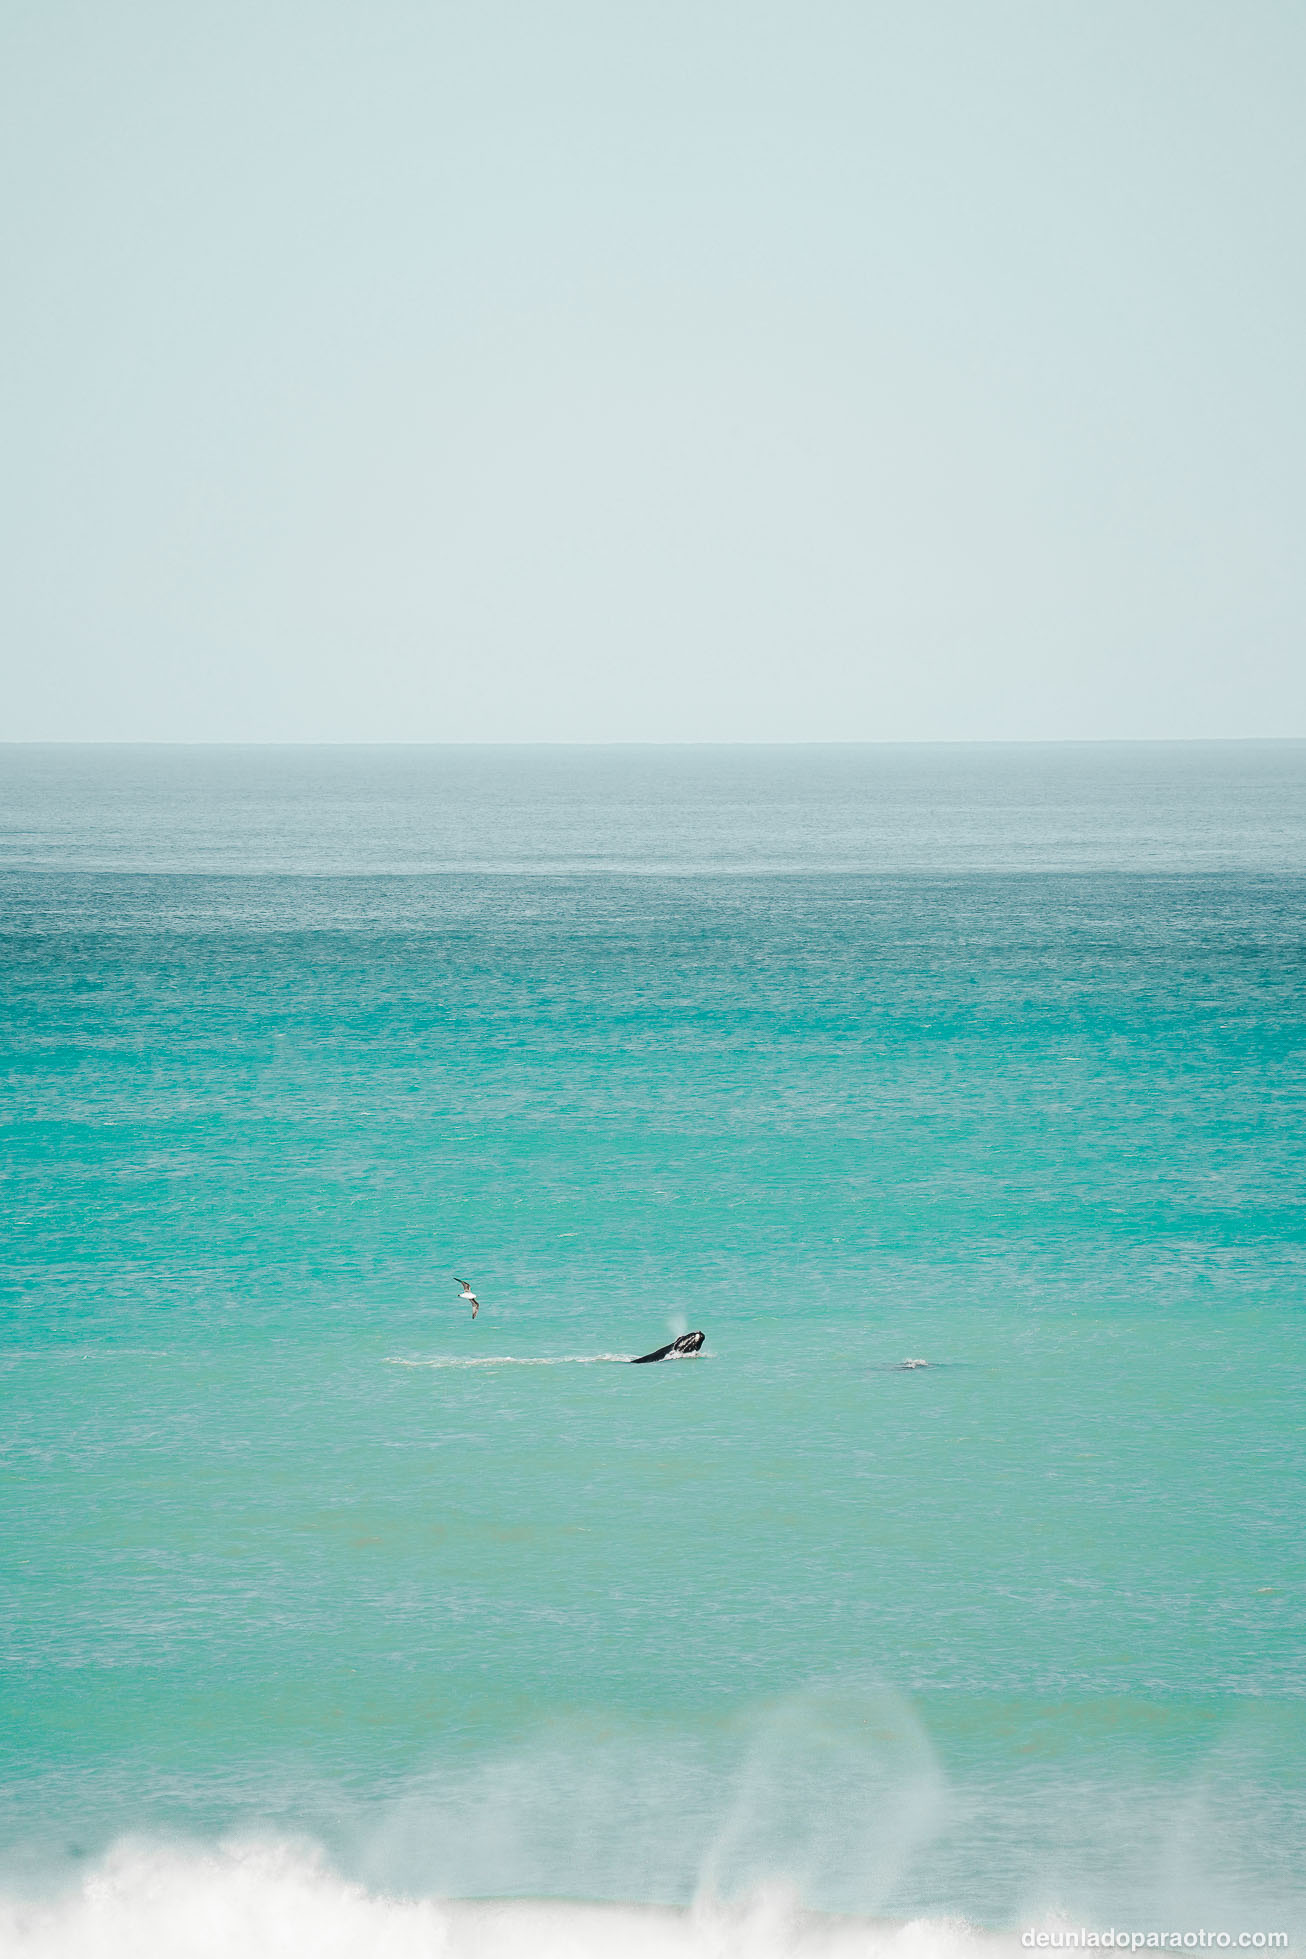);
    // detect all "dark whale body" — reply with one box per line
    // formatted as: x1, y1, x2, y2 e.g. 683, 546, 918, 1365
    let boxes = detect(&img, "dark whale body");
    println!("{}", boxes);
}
630, 1330, 705, 1364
